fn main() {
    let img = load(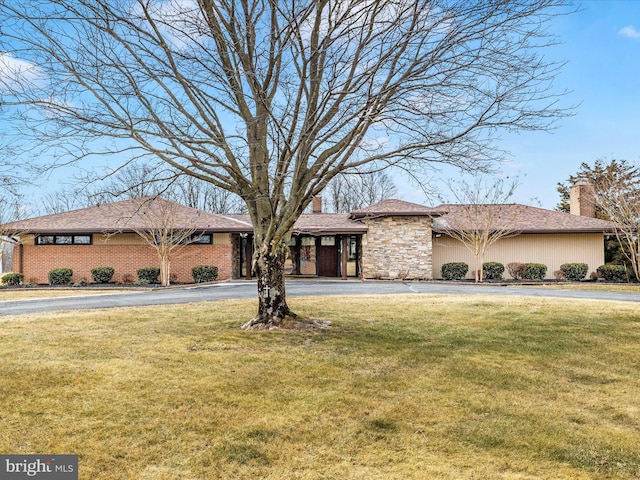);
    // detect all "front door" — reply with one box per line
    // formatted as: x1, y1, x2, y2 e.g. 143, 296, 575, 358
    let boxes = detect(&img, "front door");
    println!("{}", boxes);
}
317, 236, 338, 277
